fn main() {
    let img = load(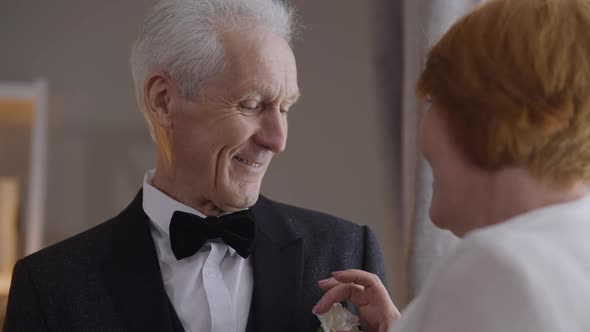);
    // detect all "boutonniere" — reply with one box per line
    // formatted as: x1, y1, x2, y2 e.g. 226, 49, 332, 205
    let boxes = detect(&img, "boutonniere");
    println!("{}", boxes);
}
314, 303, 361, 332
